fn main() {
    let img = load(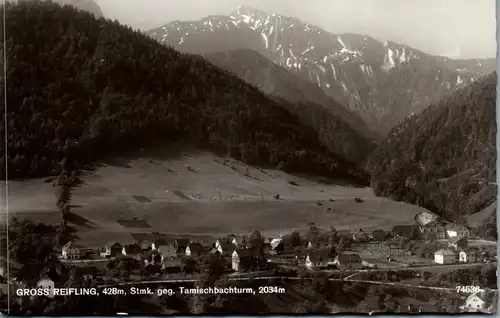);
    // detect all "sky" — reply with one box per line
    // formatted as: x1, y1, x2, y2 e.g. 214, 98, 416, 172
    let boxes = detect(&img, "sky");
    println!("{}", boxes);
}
95, 0, 497, 59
